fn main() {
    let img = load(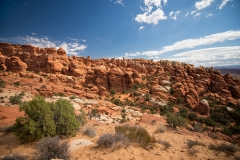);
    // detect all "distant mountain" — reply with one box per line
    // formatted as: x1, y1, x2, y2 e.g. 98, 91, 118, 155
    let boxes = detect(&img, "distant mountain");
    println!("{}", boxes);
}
214, 65, 240, 69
